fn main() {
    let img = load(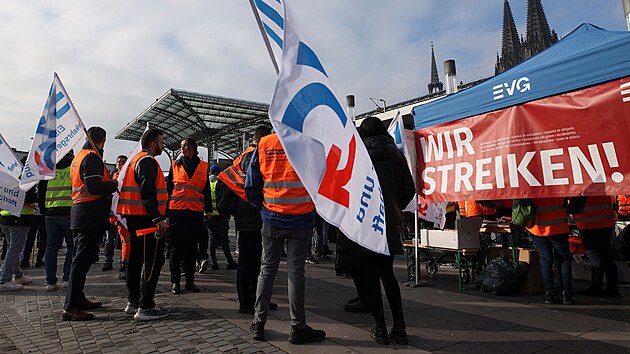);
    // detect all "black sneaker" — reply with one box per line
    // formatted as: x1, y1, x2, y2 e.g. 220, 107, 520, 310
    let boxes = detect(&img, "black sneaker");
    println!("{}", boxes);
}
210, 261, 219, 270
562, 291, 579, 305
344, 300, 370, 313
102, 262, 113, 271
316, 254, 331, 260
370, 326, 390, 345
544, 292, 561, 304
251, 322, 265, 341
289, 325, 326, 345
34, 260, 45, 267
226, 261, 238, 270
305, 256, 319, 264
389, 327, 408, 345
